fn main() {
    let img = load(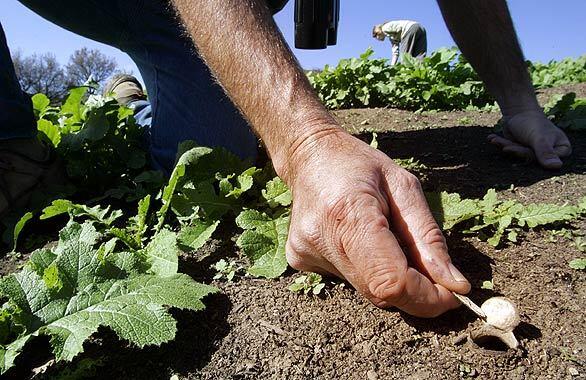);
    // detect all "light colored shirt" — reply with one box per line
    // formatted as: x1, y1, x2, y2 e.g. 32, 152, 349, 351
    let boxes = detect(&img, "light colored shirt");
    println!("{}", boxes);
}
381, 20, 417, 65
381, 20, 417, 43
